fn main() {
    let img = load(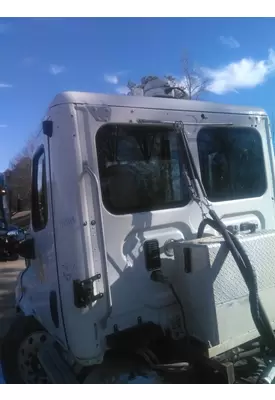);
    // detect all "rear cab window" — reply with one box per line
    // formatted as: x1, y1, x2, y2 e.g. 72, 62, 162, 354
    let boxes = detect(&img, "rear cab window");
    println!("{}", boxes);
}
96, 124, 190, 215
197, 126, 267, 202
